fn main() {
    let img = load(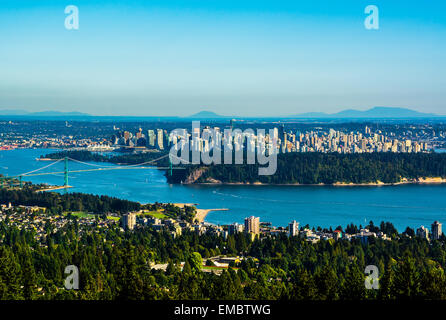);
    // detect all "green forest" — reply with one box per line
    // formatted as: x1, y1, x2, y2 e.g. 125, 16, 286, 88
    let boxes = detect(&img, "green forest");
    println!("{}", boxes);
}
167, 152, 446, 184
0, 188, 196, 222
2, 216, 446, 300
0, 188, 142, 214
